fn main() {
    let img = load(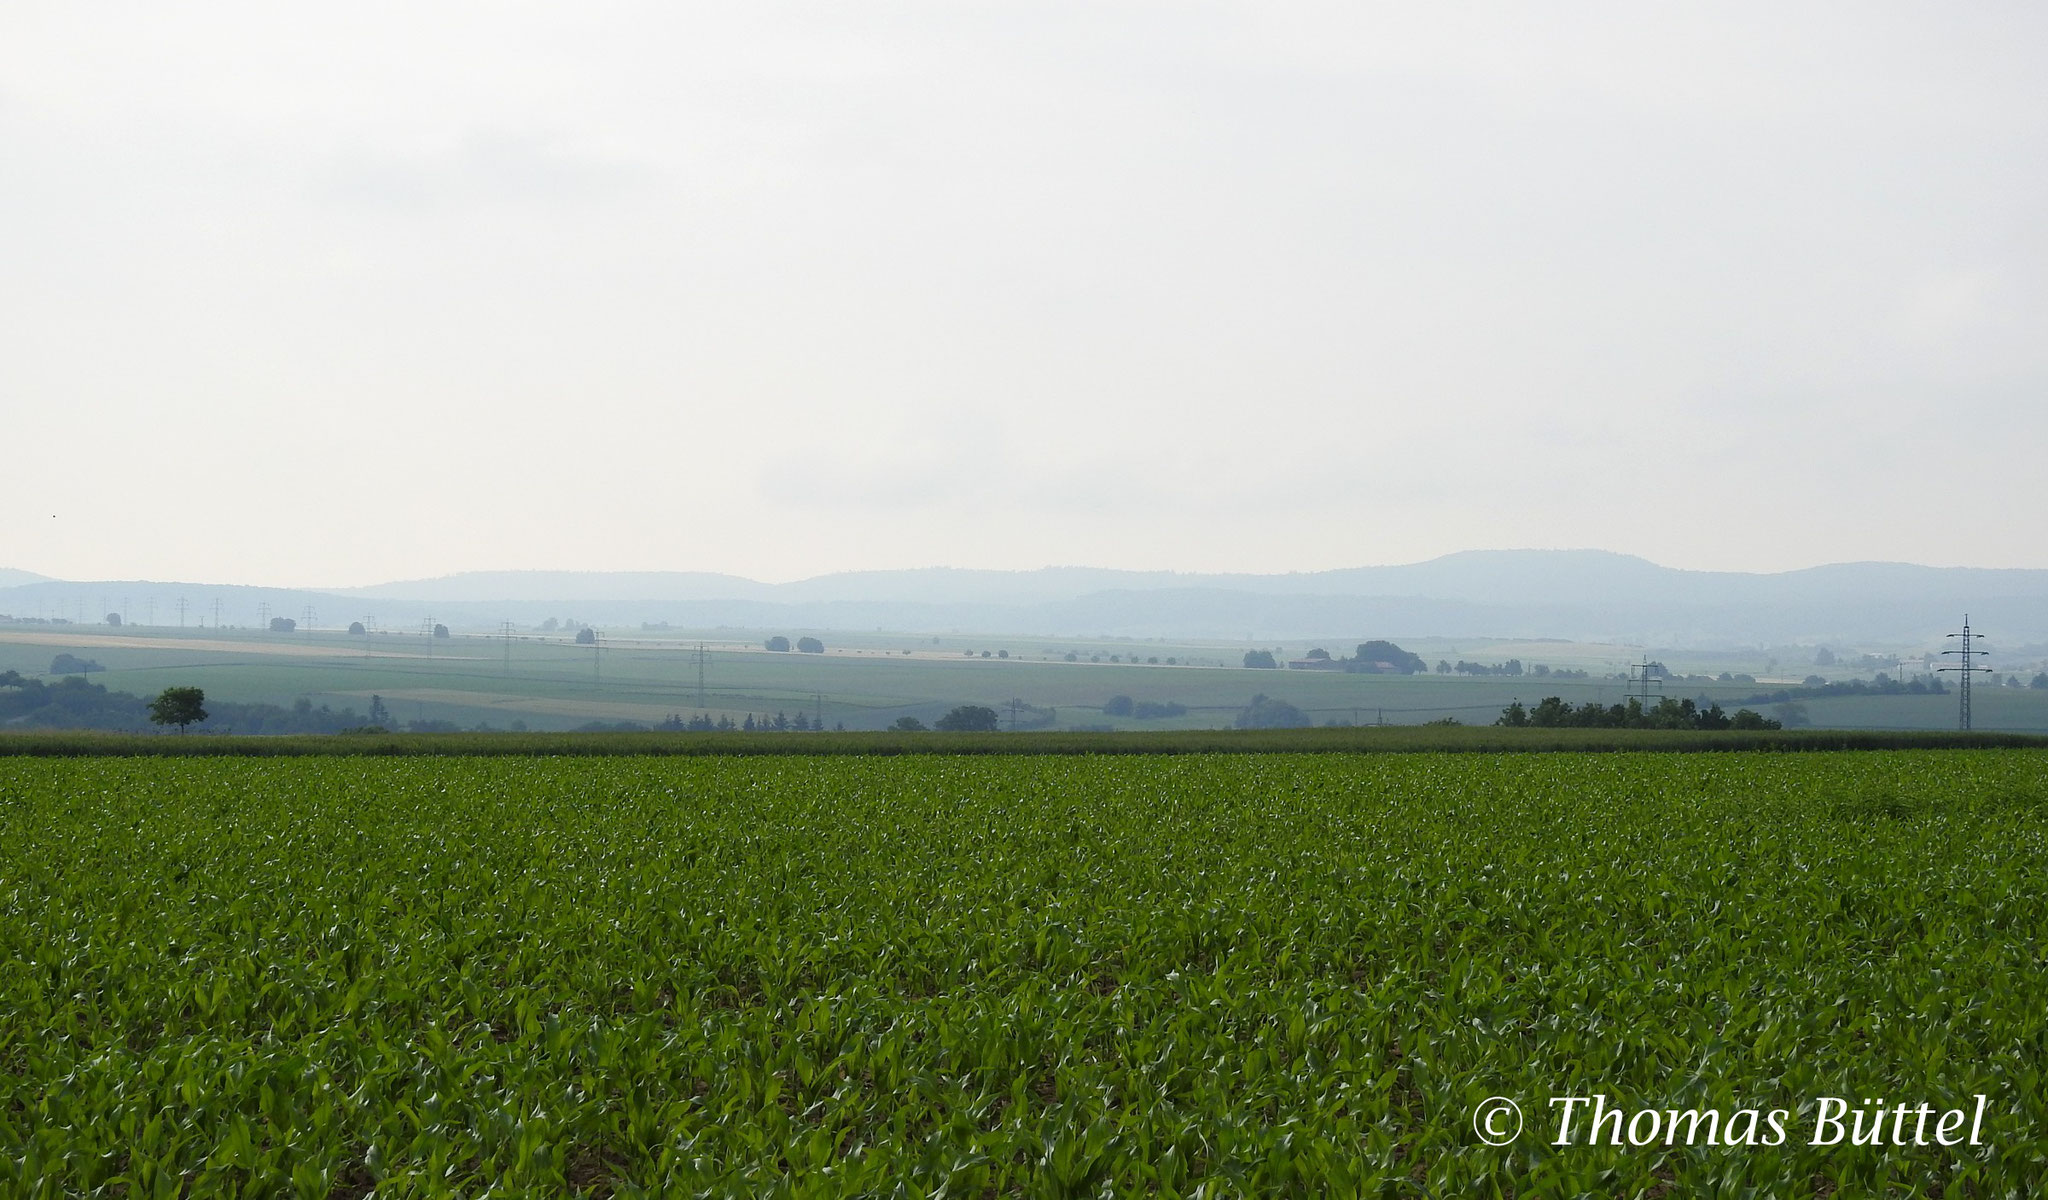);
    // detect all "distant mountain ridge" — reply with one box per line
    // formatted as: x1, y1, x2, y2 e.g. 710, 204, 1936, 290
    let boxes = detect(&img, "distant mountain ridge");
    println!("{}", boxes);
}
5, 551, 2047, 645
342, 570, 772, 604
